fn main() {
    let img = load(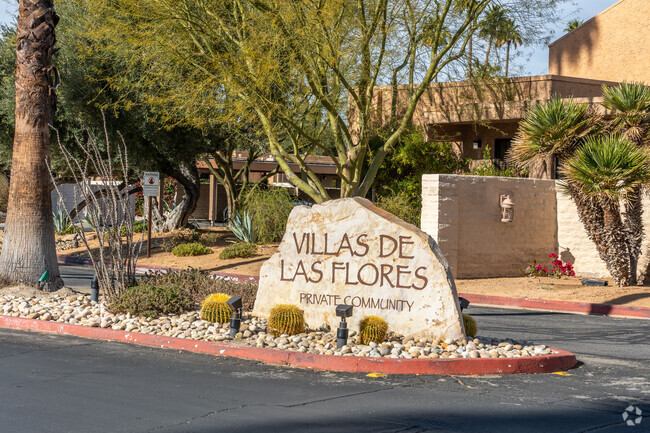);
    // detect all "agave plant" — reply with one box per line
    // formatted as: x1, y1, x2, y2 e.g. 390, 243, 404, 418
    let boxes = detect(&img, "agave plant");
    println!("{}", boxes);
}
53, 209, 74, 235
561, 135, 650, 286
227, 210, 258, 244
